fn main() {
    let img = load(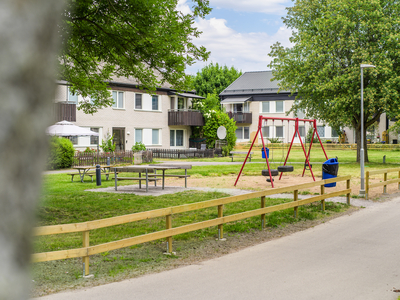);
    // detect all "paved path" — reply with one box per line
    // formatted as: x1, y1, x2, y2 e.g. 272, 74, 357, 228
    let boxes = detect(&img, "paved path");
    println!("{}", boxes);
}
35, 196, 400, 300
